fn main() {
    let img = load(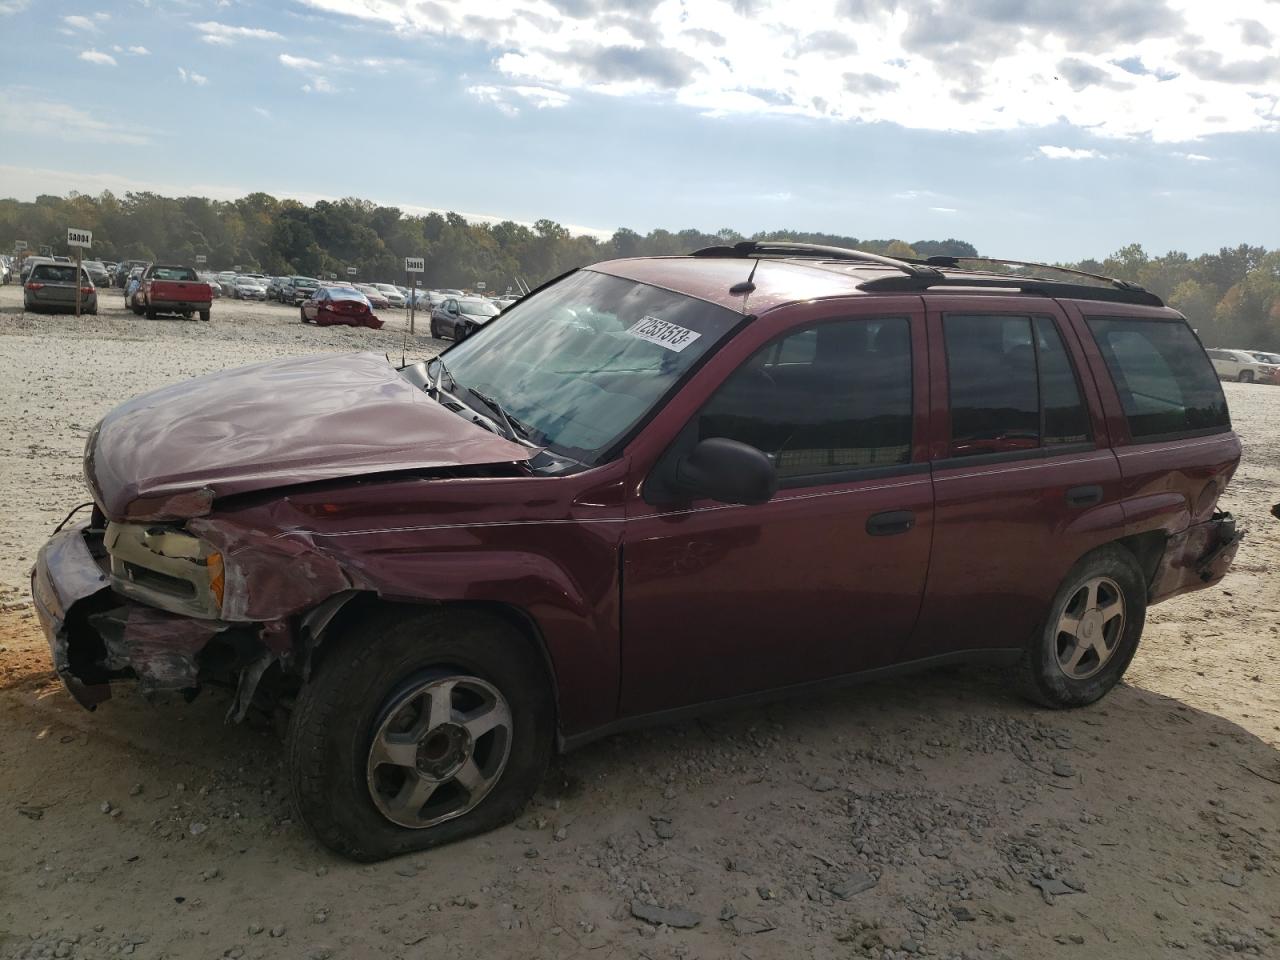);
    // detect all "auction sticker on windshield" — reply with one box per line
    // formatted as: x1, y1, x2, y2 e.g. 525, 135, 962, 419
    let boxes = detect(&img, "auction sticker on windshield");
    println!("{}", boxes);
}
628, 315, 703, 353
